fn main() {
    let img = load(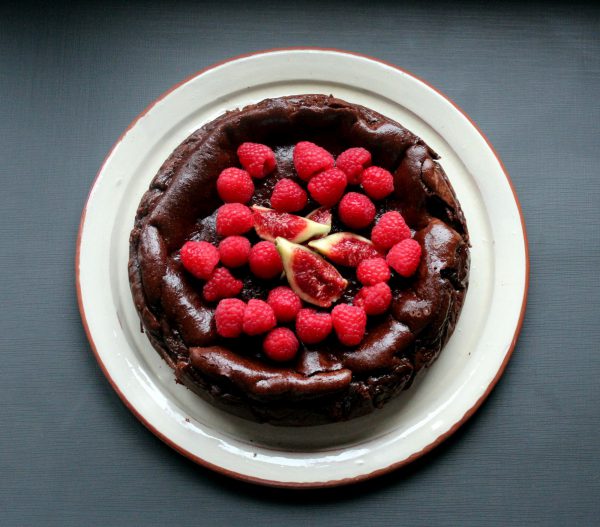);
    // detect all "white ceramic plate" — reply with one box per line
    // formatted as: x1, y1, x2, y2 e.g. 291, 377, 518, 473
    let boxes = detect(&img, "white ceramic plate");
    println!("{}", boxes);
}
77, 49, 528, 487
